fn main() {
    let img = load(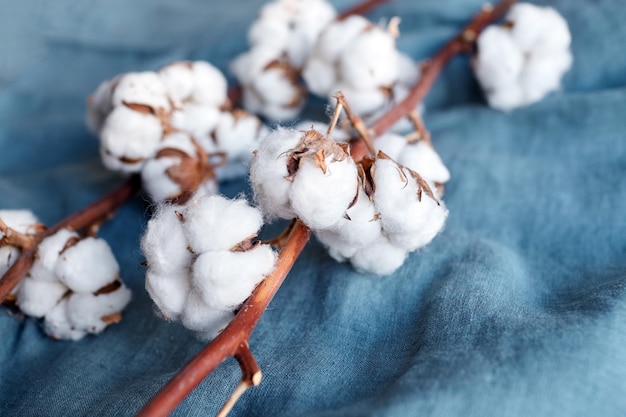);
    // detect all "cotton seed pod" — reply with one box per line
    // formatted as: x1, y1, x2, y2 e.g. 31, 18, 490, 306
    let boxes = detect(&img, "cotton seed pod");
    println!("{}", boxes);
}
99, 105, 164, 173
141, 132, 219, 204
287, 130, 358, 230
141, 204, 193, 276
397, 141, 450, 186
474, 26, 524, 91
15, 277, 68, 318
55, 237, 120, 293
373, 152, 448, 252
169, 104, 222, 152
43, 299, 88, 340
29, 228, 79, 282
349, 236, 408, 276
192, 245, 276, 310
111, 71, 171, 113
181, 292, 235, 340
145, 268, 191, 321
65, 283, 132, 335
182, 195, 264, 254
249, 127, 303, 220
0, 209, 40, 277
86, 78, 117, 134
